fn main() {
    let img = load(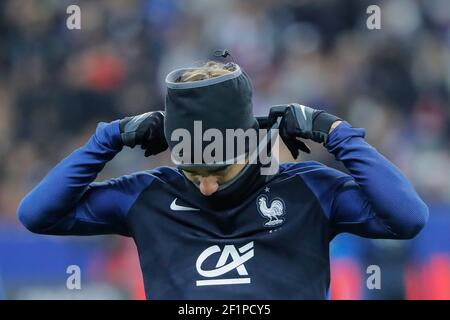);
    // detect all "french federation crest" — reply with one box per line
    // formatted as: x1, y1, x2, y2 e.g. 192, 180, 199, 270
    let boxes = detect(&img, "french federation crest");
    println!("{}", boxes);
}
256, 195, 285, 227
